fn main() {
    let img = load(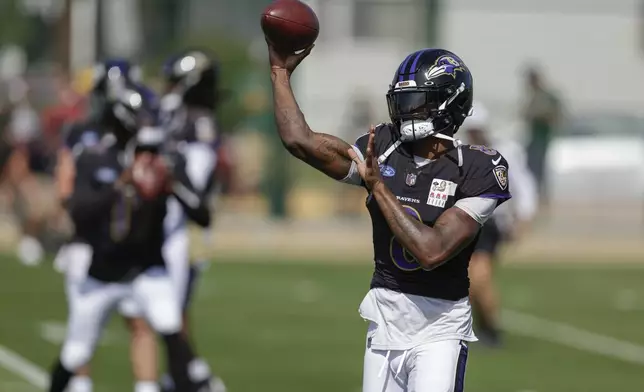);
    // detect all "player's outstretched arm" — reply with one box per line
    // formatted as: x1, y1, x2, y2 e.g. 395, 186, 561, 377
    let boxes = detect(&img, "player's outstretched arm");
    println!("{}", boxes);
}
348, 126, 480, 269
268, 44, 353, 180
